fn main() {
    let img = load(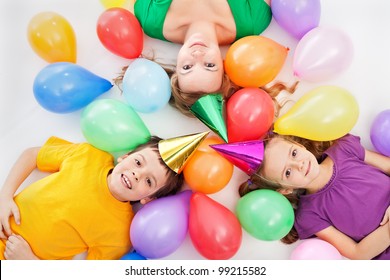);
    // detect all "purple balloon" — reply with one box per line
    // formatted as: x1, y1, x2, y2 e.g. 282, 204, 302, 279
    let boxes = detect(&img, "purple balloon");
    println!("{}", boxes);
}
130, 190, 192, 259
271, 0, 321, 39
370, 109, 390, 156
